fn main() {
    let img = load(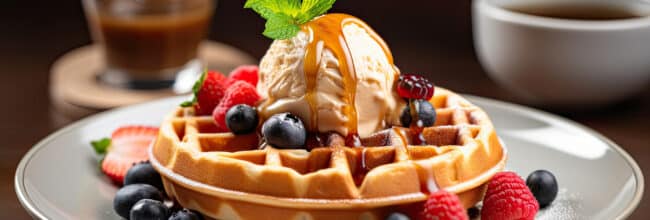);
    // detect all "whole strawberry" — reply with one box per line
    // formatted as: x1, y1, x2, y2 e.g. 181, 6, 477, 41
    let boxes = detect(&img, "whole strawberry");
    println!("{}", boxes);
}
181, 70, 227, 115
213, 81, 262, 131
482, 172, 539, 220
419, 190, 468, 220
